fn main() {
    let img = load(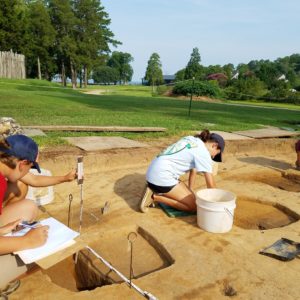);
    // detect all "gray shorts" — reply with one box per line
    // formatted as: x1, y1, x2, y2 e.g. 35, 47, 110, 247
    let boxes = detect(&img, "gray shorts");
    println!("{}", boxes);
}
0, 254, 29, 289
